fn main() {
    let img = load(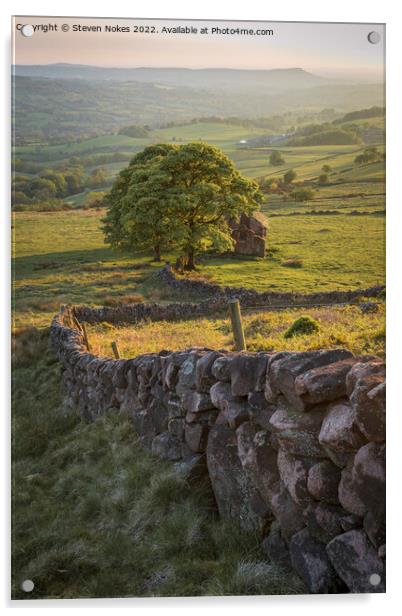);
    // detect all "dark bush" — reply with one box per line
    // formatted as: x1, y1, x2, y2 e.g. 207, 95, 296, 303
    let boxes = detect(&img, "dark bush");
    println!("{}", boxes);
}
284, 315, 320, 338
